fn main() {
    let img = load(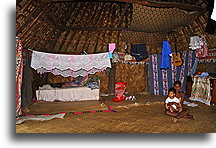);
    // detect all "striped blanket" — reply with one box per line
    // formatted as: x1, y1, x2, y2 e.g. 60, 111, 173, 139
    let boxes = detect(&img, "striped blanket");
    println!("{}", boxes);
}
149, 51, 196, 95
